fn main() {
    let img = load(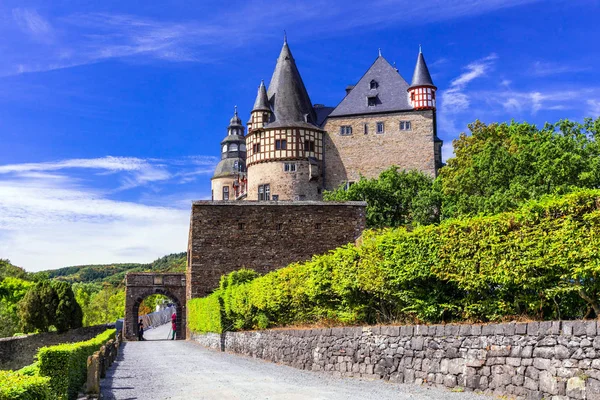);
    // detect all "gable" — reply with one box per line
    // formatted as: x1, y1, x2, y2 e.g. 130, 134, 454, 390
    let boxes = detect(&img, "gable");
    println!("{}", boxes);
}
329, 57, 412, 117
